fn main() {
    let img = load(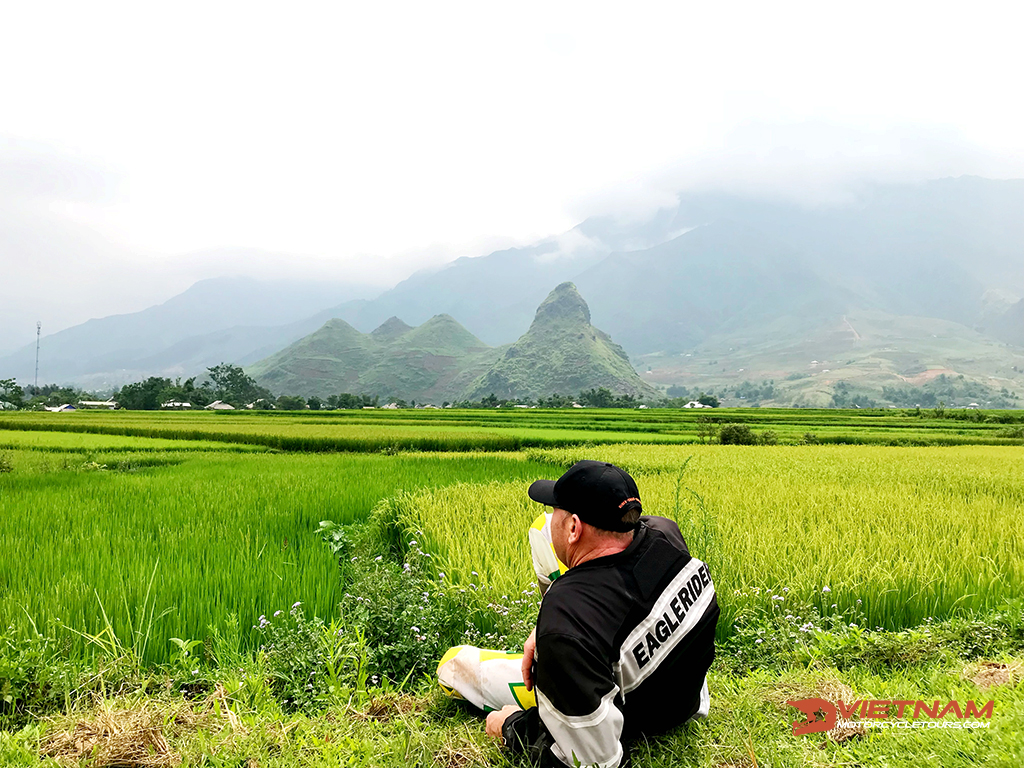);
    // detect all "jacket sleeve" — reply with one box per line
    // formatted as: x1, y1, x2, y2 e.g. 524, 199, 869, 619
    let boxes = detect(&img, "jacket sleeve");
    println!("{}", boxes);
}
502, 632, 626, 768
